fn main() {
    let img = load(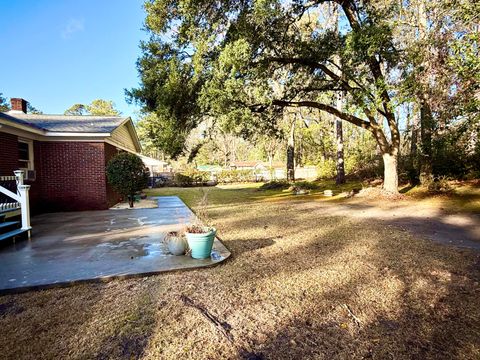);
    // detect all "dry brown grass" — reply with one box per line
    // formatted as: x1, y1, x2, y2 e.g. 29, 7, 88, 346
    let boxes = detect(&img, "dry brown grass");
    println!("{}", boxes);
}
1, 185, 479, 359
